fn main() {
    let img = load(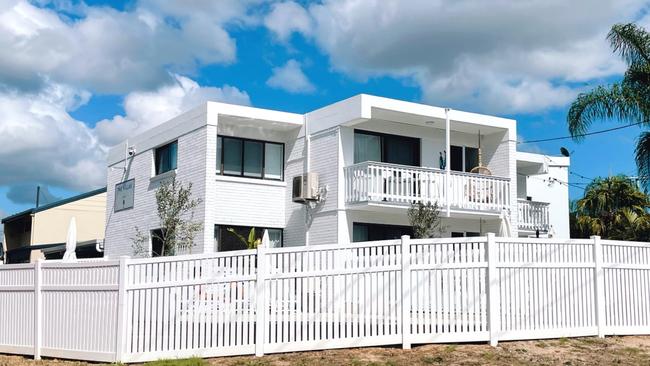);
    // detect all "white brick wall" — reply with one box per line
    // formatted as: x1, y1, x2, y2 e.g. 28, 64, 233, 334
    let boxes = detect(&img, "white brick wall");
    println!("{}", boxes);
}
213, 179, 286, 229
306, 128, 340, 245
284, 136, 306, 247
105, 126, 209, 258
